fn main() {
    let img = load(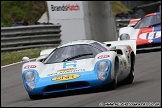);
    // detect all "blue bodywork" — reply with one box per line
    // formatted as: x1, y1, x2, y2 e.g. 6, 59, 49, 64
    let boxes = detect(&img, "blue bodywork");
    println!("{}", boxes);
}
22, 59, 113, 95
152, 25, 161, 43
150, 12, 161, 44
